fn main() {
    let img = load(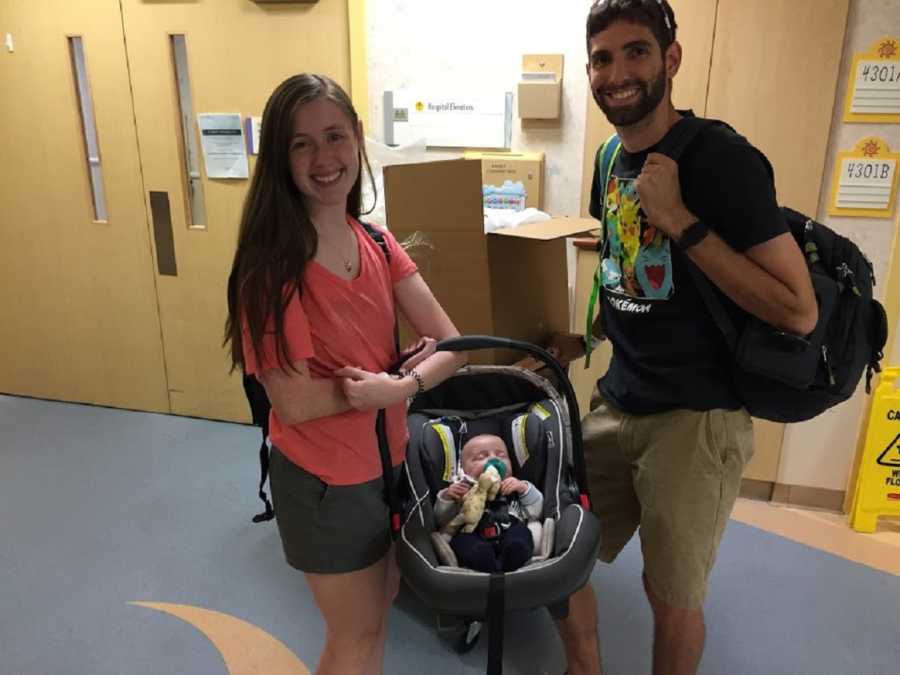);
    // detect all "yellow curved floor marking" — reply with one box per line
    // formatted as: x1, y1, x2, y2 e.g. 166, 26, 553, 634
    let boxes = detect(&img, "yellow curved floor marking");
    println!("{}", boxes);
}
130, 602, 311, 674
